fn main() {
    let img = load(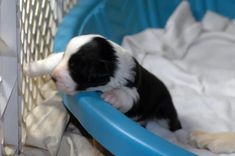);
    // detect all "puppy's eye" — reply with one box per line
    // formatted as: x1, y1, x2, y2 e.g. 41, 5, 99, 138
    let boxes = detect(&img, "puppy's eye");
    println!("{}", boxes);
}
69, 62, 75, 68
